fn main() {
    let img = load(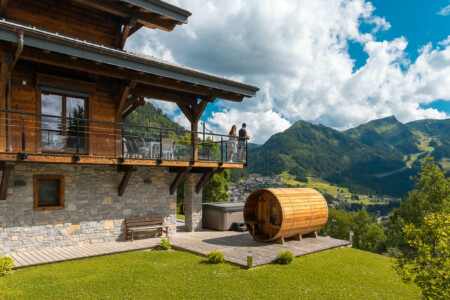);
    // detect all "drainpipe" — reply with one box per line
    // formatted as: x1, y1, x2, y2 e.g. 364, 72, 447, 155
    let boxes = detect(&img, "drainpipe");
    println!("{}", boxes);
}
6, 31, 23, 152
